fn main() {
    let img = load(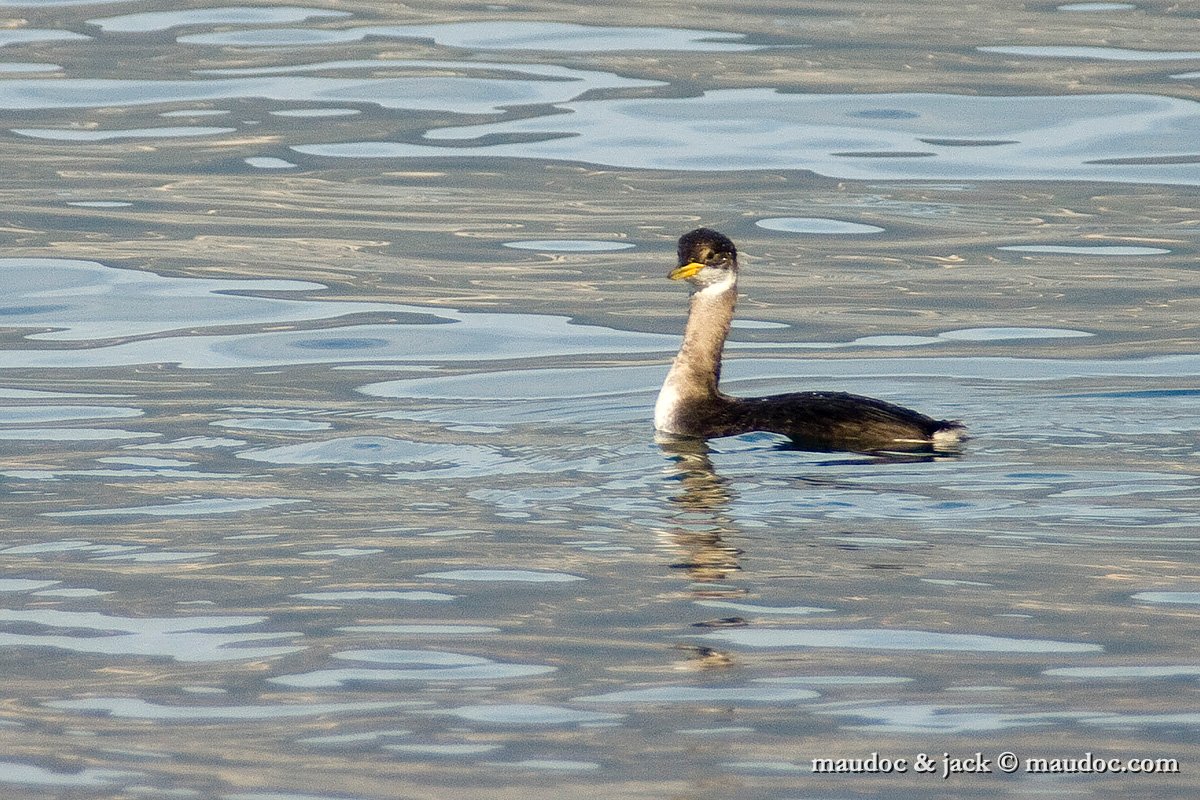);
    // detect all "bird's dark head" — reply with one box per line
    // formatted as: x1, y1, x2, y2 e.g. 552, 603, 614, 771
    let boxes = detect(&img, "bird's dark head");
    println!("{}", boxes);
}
670, 228, 738, 288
